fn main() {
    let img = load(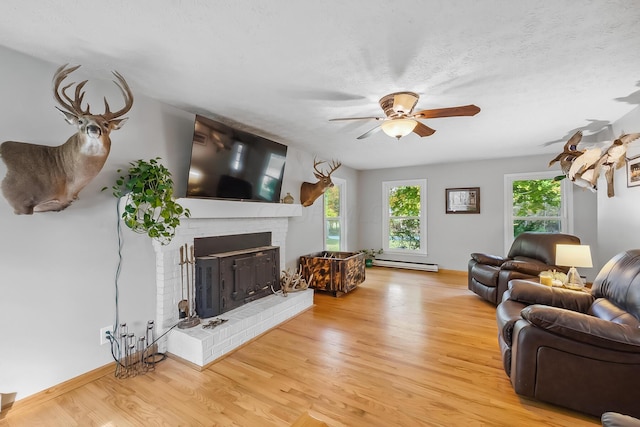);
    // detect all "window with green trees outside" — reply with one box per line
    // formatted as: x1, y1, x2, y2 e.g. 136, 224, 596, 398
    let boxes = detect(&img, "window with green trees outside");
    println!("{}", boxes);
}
383, 179, 427, 254
505, 171, 572, 250
512, 178, 562, 236
324, 180, 345, 251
